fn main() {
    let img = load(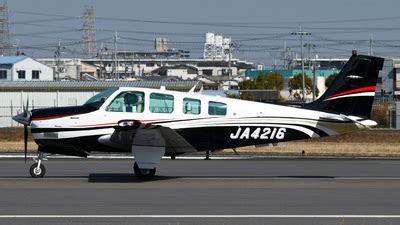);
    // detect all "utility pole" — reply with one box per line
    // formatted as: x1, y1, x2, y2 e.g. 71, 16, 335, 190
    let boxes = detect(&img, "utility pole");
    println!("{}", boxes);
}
226, 41, 237, 90
54, 40, 65, 81
304, 43, 316, 100
113, 31, 120, 80
14, 39, 20, 55
283, 41, 287, 69
99, 42, 104, 80
312, 64, 317, 101
291, 27, 311, 102
369, 34, 373, 56
304, 43, 316, 69
228, 45, 232, 90
138, 58, 141, 76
